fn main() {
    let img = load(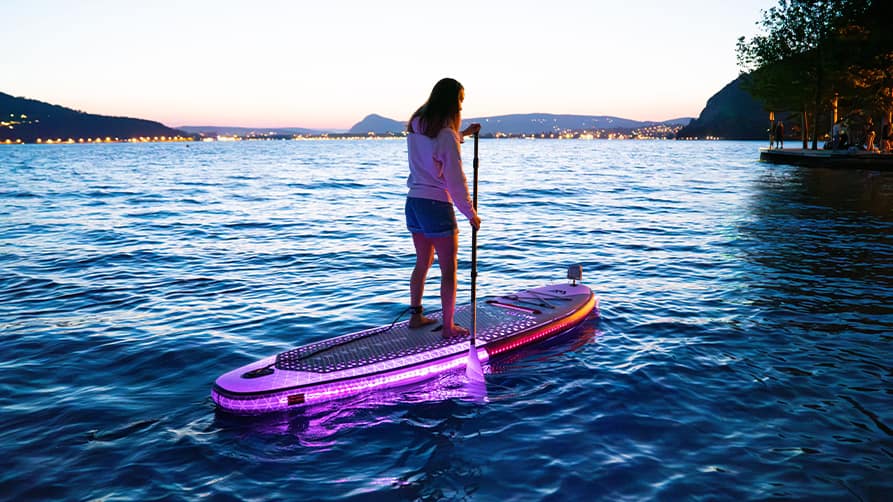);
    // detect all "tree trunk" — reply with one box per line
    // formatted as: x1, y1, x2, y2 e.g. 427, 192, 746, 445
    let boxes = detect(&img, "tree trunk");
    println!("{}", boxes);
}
802, 108, 809, 150
812, 104, 820, 150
